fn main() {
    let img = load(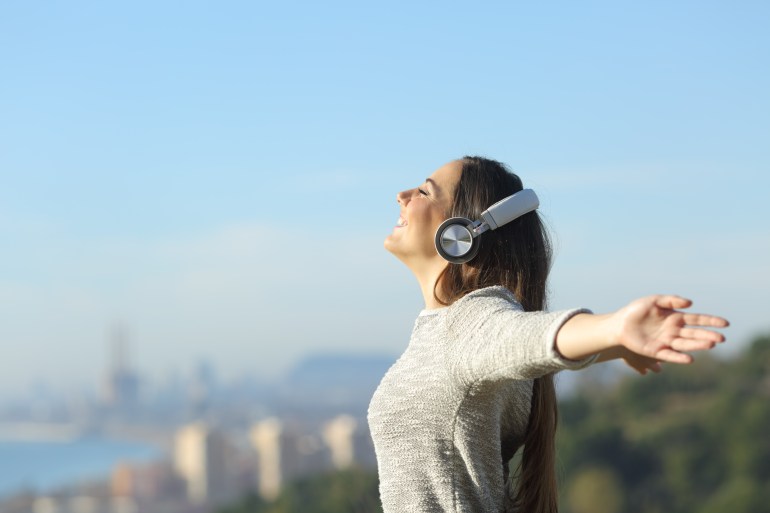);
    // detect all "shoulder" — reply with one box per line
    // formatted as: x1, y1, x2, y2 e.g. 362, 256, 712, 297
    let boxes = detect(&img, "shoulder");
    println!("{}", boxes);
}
444, 286, 524, 329
450, 285, 524, 312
